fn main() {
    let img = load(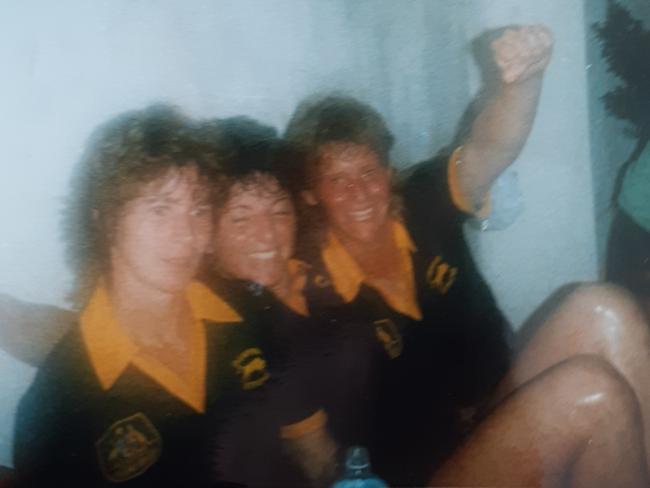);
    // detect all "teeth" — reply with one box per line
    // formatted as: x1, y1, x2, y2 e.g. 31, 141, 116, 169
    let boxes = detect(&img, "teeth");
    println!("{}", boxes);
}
250, 251, 277, 260
350, 208, 373, 221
